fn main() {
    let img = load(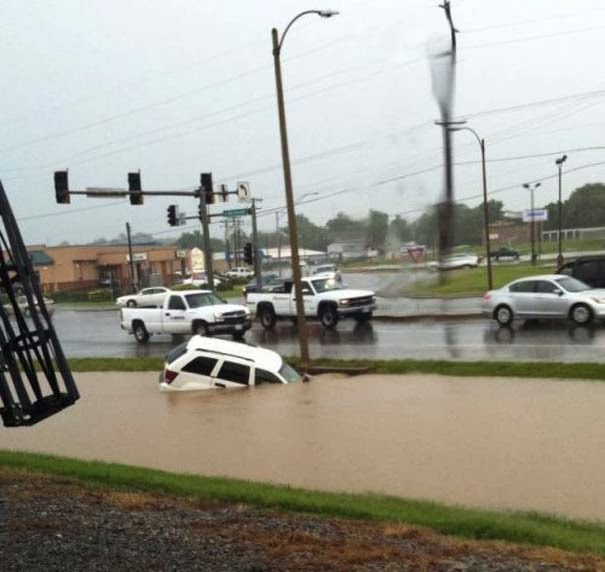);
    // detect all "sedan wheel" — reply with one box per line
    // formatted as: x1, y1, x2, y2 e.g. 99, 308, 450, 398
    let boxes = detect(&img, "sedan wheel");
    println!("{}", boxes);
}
126, 300, 137, 308
571, 304, 592, 325
495, 305, 513, 326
